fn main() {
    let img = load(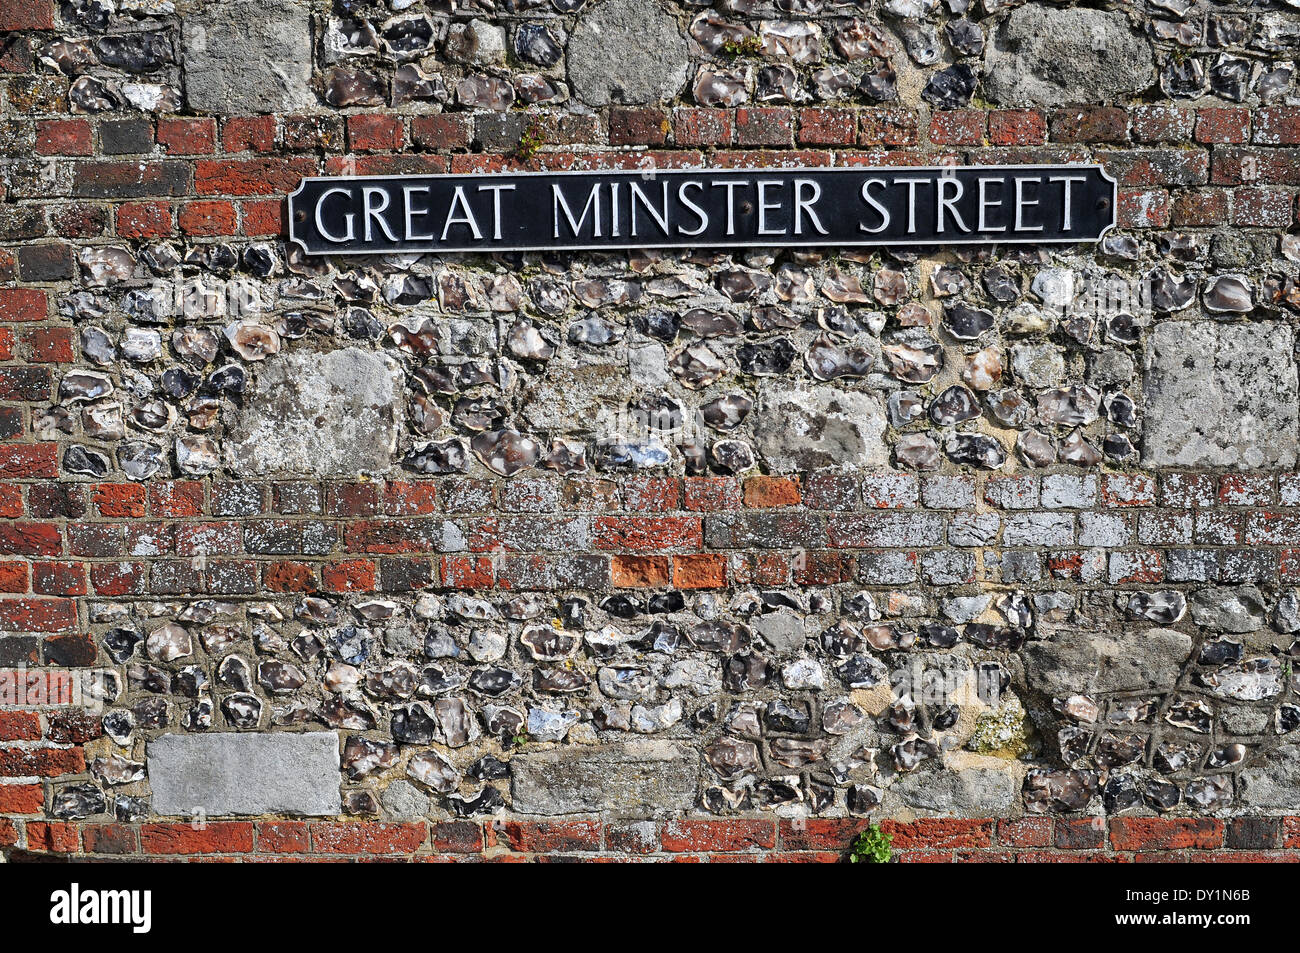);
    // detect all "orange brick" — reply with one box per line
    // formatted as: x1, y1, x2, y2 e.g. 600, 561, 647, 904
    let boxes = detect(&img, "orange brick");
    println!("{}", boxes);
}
611, 555, 670, 588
